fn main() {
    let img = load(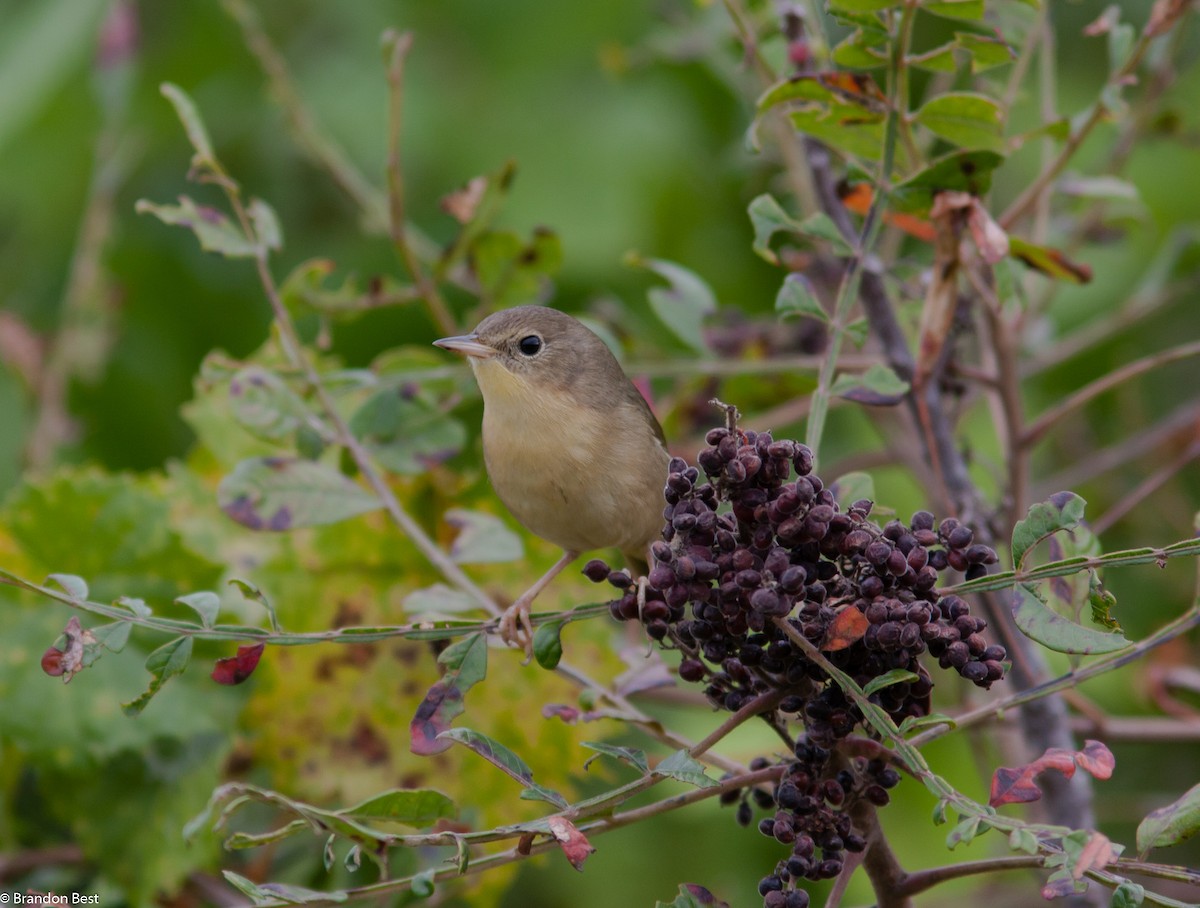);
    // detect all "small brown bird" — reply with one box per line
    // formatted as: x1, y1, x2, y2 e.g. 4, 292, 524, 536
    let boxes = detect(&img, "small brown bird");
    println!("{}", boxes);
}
434, 306, 671, 656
